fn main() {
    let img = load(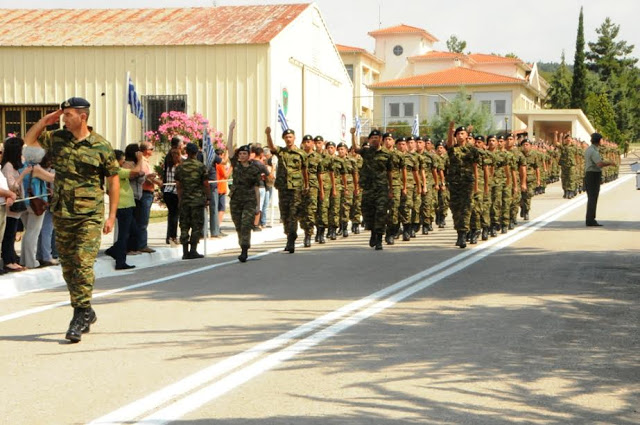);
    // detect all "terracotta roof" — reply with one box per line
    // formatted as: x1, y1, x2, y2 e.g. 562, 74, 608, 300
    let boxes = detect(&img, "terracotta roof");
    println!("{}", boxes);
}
467, 53, 522, 64
0, 5, 310, 46
336, 43, 384, 64
369, 67, 525, 88
368, 24, 438, 43
409, 50, 470, 62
